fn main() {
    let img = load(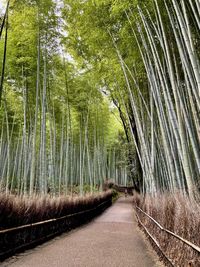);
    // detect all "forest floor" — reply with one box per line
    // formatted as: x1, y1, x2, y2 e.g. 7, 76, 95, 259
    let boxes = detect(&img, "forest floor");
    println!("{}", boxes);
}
3, 197, 163, 267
